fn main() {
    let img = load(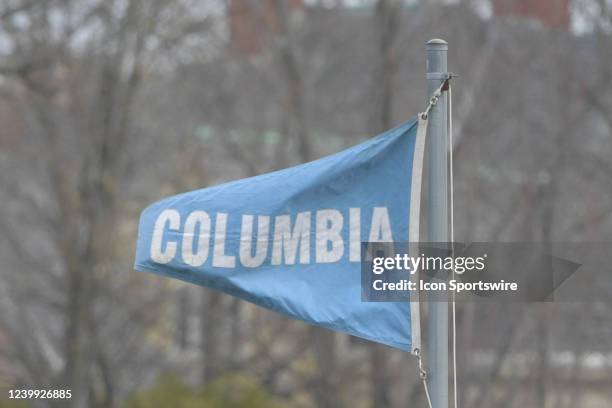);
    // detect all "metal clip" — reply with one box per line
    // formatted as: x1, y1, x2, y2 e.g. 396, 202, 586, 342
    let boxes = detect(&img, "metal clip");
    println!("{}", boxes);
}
415, 348, 428, 380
